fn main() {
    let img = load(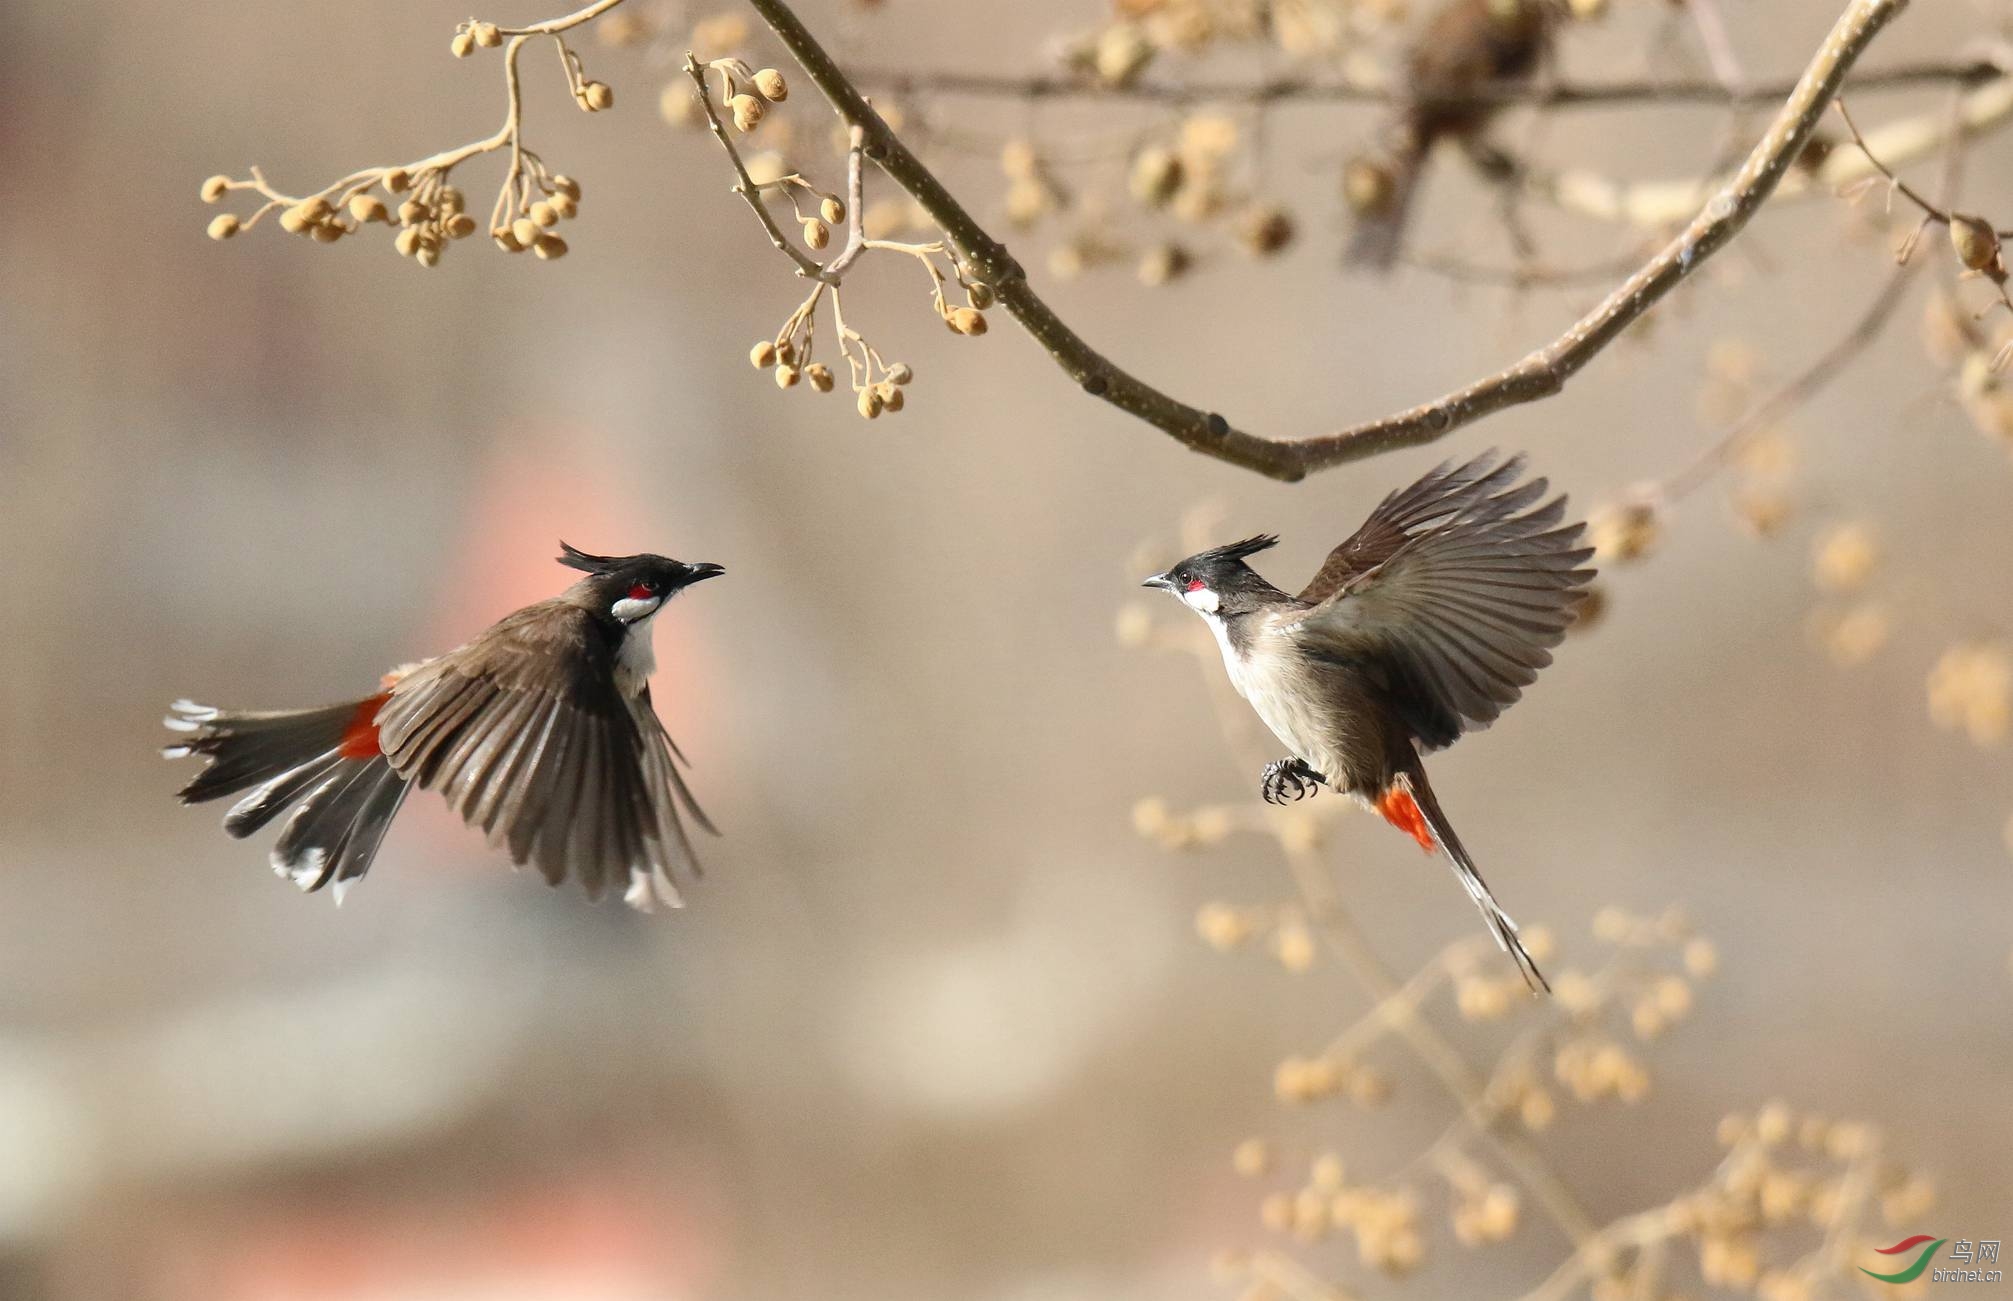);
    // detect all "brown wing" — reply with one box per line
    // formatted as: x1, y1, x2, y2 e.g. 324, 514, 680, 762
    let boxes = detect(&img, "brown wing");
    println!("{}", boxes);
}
369, 600, 709, 910
1290, 452, 1593, 749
